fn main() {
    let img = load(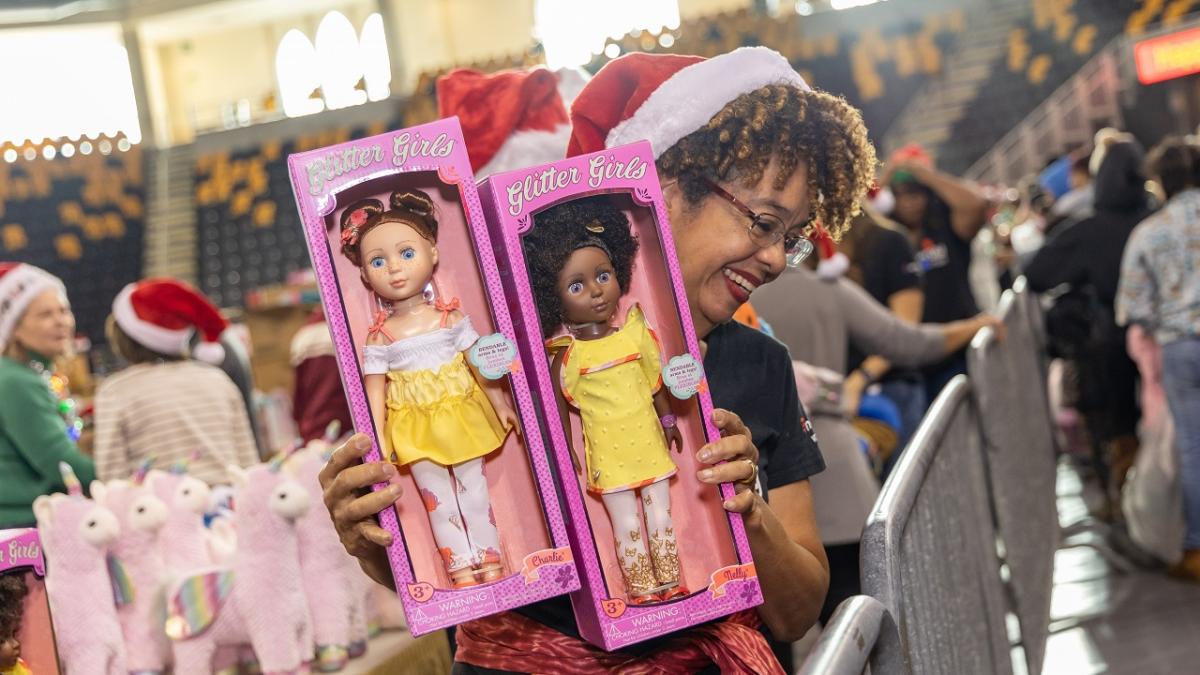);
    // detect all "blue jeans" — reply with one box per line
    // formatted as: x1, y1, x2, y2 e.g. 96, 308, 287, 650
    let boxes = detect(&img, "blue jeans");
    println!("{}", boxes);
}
1162, 337, 1200, 550
880, 377, 927, 480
